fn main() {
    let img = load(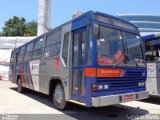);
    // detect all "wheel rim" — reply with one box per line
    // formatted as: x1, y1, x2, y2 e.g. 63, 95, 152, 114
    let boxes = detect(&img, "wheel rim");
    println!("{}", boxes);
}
55, 85, 63, 104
